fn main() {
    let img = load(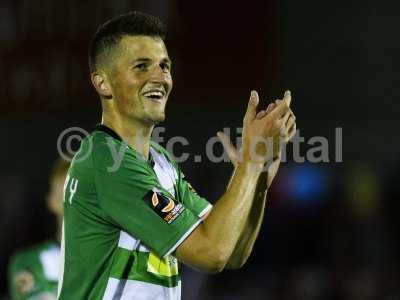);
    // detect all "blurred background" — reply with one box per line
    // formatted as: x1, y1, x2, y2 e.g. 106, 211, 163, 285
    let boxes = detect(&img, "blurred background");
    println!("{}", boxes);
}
1, 0, 399, 299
